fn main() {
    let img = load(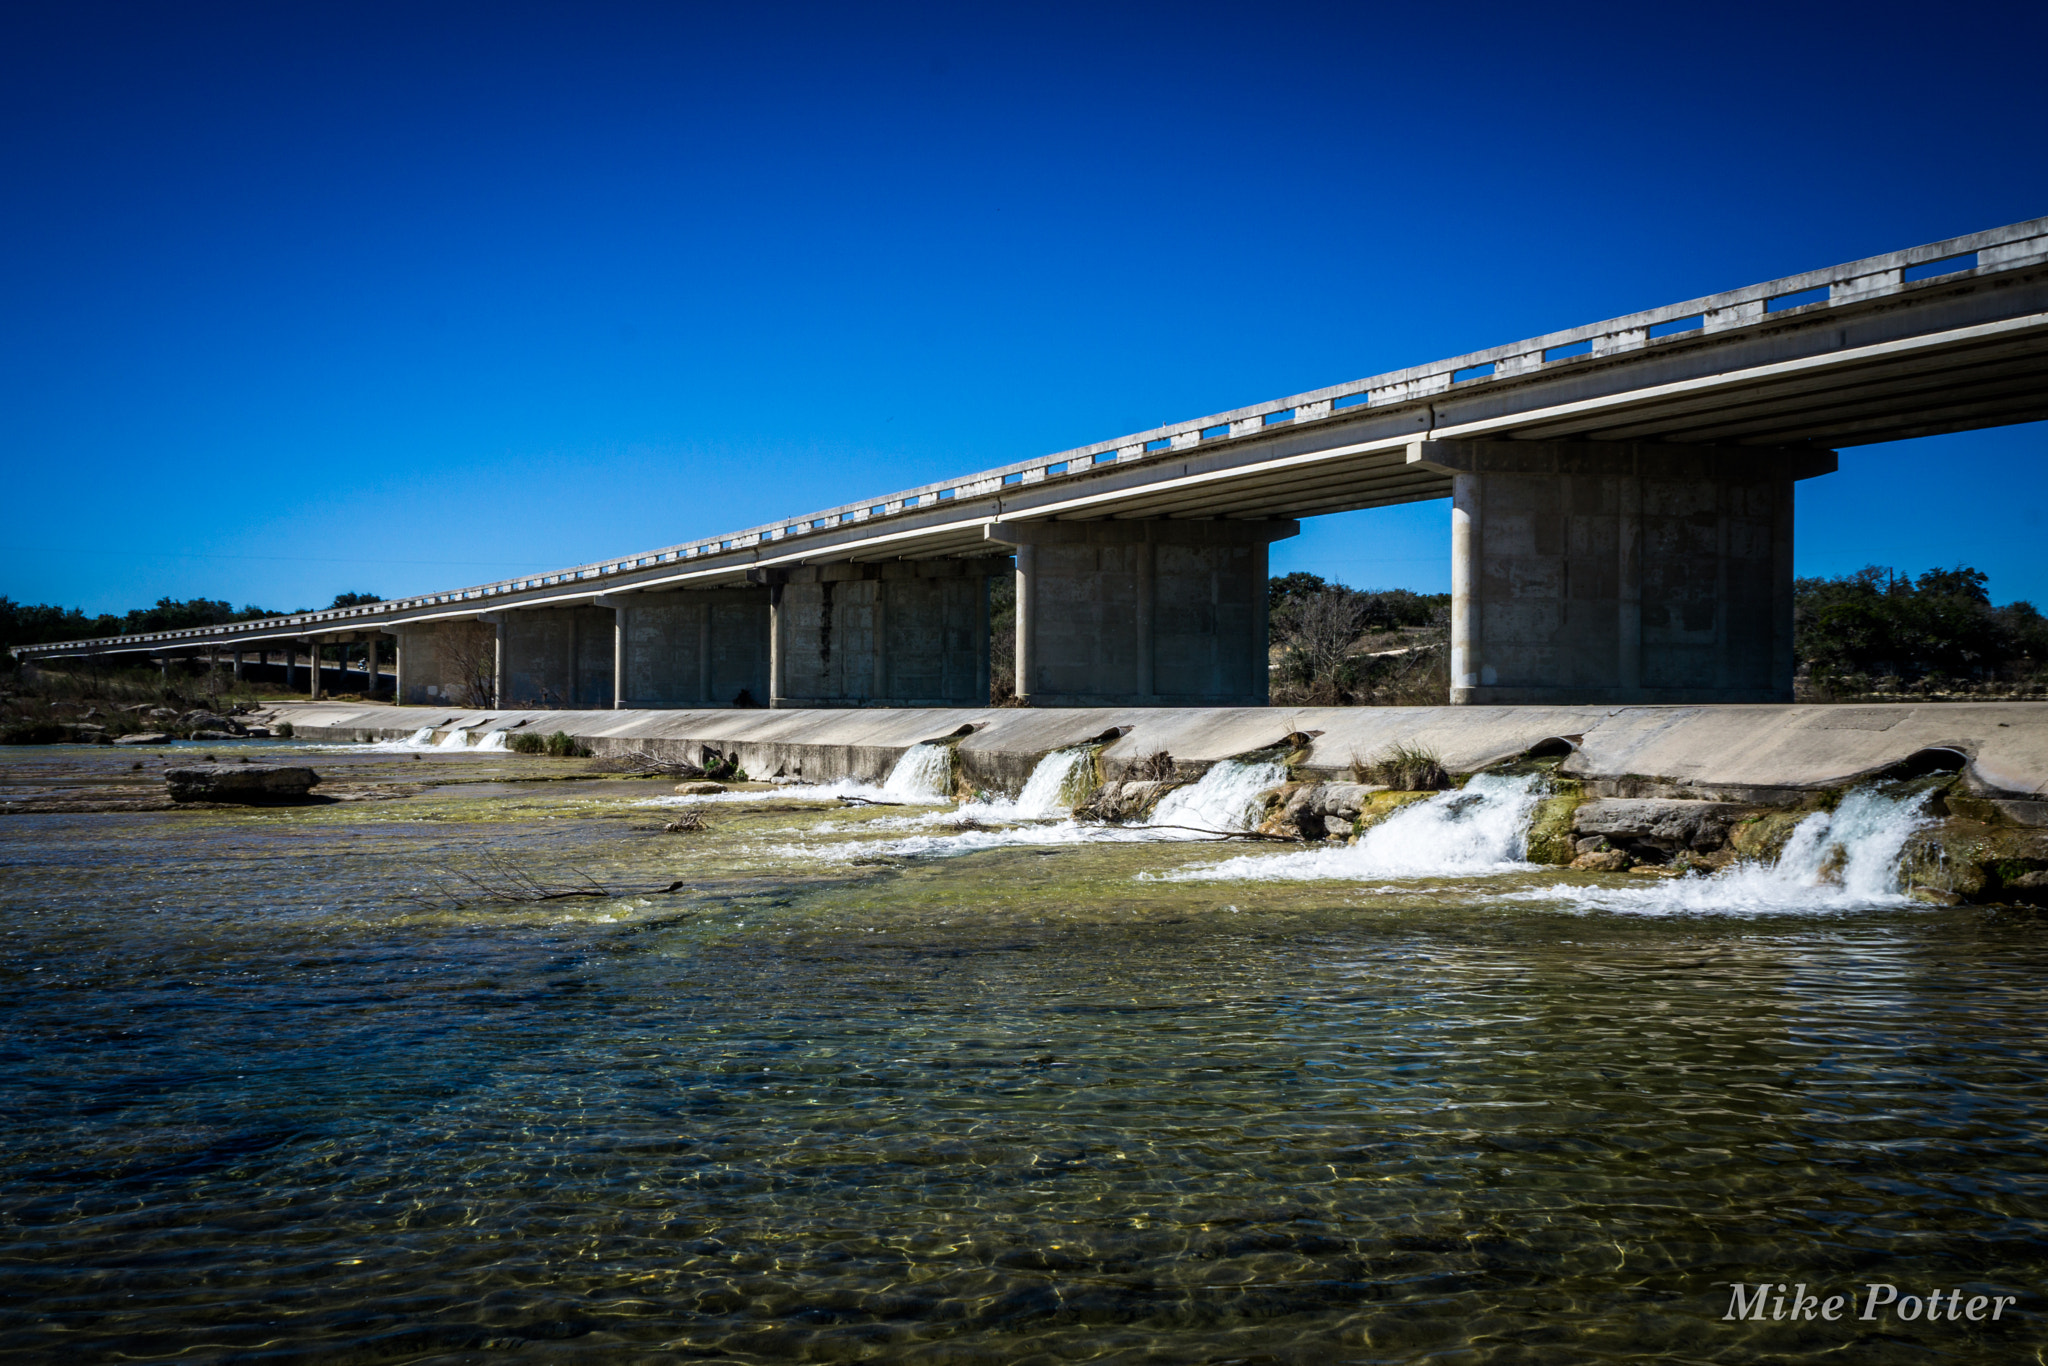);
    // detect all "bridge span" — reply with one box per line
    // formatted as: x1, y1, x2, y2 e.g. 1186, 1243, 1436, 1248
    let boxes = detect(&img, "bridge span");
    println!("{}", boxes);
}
16, 216, 2048, 708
